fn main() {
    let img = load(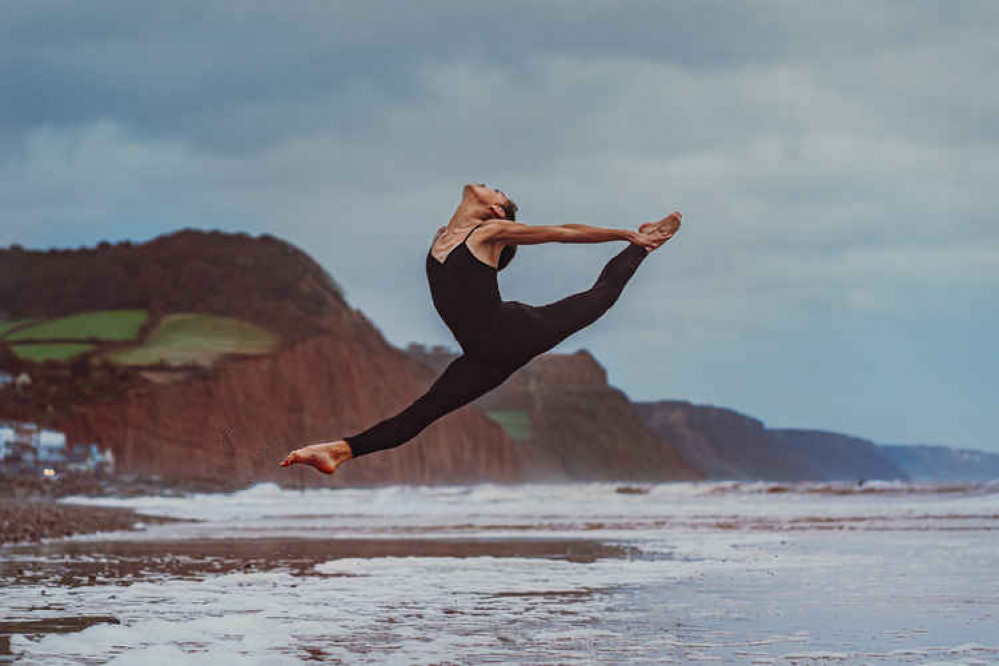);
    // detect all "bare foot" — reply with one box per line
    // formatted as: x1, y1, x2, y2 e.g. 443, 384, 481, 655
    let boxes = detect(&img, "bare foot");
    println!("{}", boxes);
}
638, 212, 682, 251
280, 440, 353, 475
